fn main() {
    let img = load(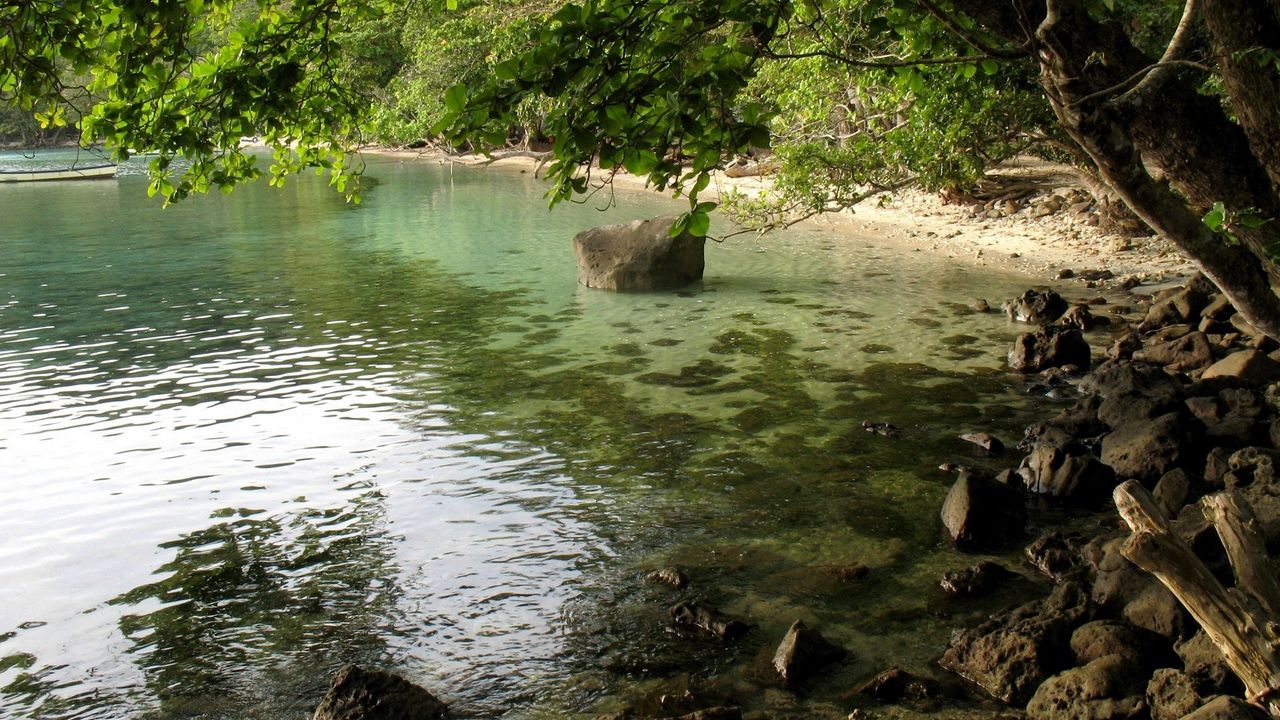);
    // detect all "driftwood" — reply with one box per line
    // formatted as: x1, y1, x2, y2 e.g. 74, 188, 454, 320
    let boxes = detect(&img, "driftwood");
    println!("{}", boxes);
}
1114, 481, 1280, 716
